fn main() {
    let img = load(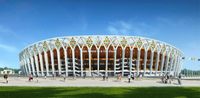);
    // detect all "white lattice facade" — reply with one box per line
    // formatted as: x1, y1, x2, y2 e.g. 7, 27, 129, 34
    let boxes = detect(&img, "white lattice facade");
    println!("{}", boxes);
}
19, 35, 183, 77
